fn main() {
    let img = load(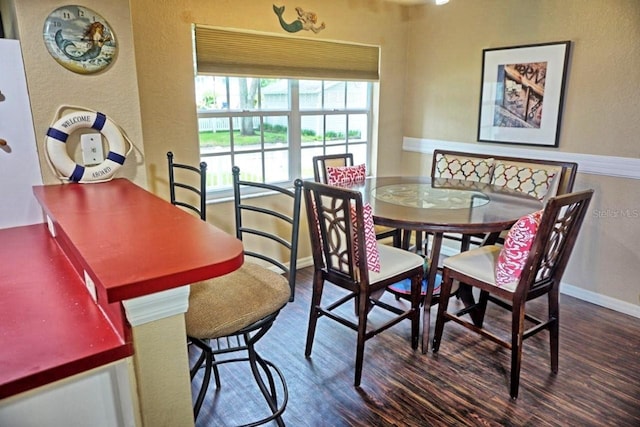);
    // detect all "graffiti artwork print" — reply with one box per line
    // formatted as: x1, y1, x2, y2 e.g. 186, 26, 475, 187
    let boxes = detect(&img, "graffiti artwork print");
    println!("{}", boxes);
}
477, 41, 571, 147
